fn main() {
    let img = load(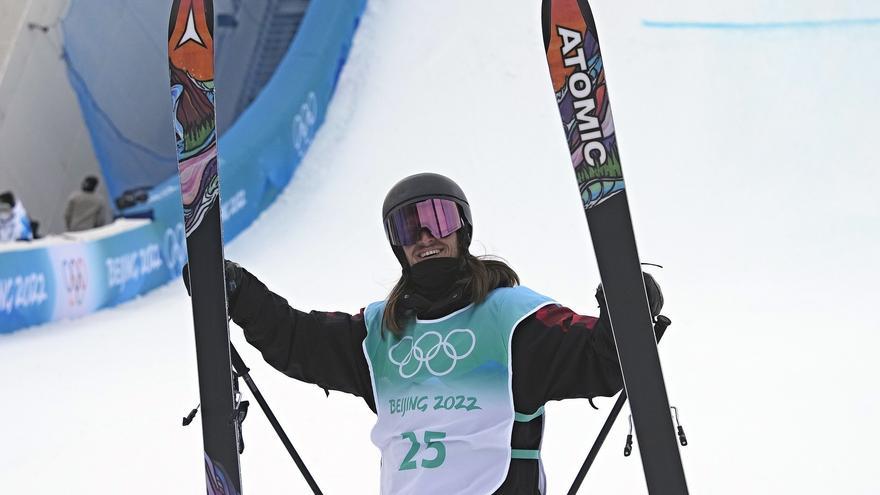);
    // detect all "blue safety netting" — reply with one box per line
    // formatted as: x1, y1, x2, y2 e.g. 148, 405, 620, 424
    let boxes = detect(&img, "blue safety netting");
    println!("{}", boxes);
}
61, 1, 178, 204
60, 0, 311, 206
